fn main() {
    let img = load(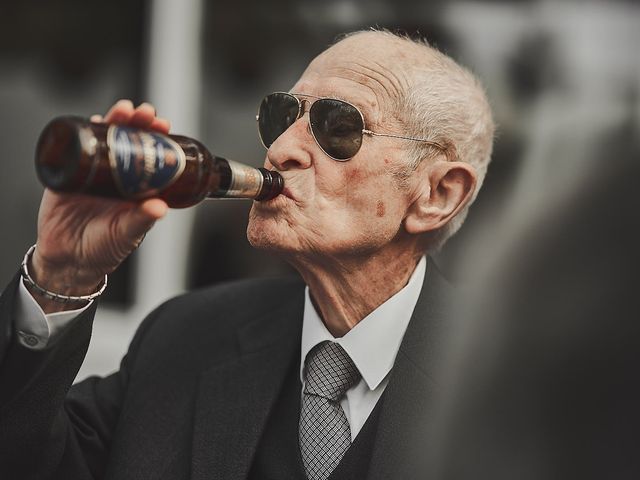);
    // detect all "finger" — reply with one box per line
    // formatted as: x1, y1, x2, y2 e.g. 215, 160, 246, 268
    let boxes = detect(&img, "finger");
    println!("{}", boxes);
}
128, 103, 157, 129
90, 114, 104, 123
149, 117, 171, 134
104, 99, 135, 124
118, 198, 168, 243
140, 198, 168, 220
